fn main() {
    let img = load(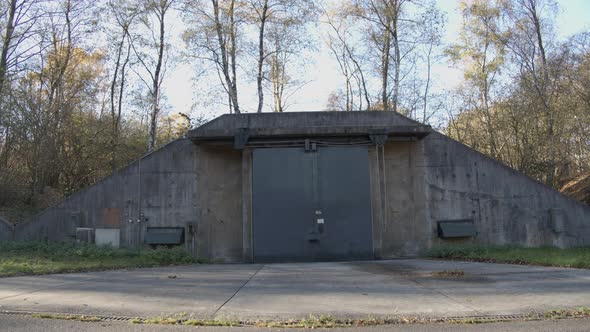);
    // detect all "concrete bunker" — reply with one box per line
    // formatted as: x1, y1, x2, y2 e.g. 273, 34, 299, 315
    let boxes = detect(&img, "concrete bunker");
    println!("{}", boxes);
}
5, 111, 590, 262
